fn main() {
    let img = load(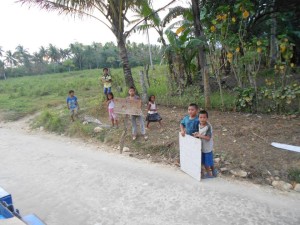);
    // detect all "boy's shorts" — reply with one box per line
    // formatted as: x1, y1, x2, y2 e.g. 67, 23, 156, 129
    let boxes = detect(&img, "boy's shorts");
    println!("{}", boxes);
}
70, 108, 78, 116
202, 151, 214, 167
108, 108, 117, 120
104, 87, 111, 95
